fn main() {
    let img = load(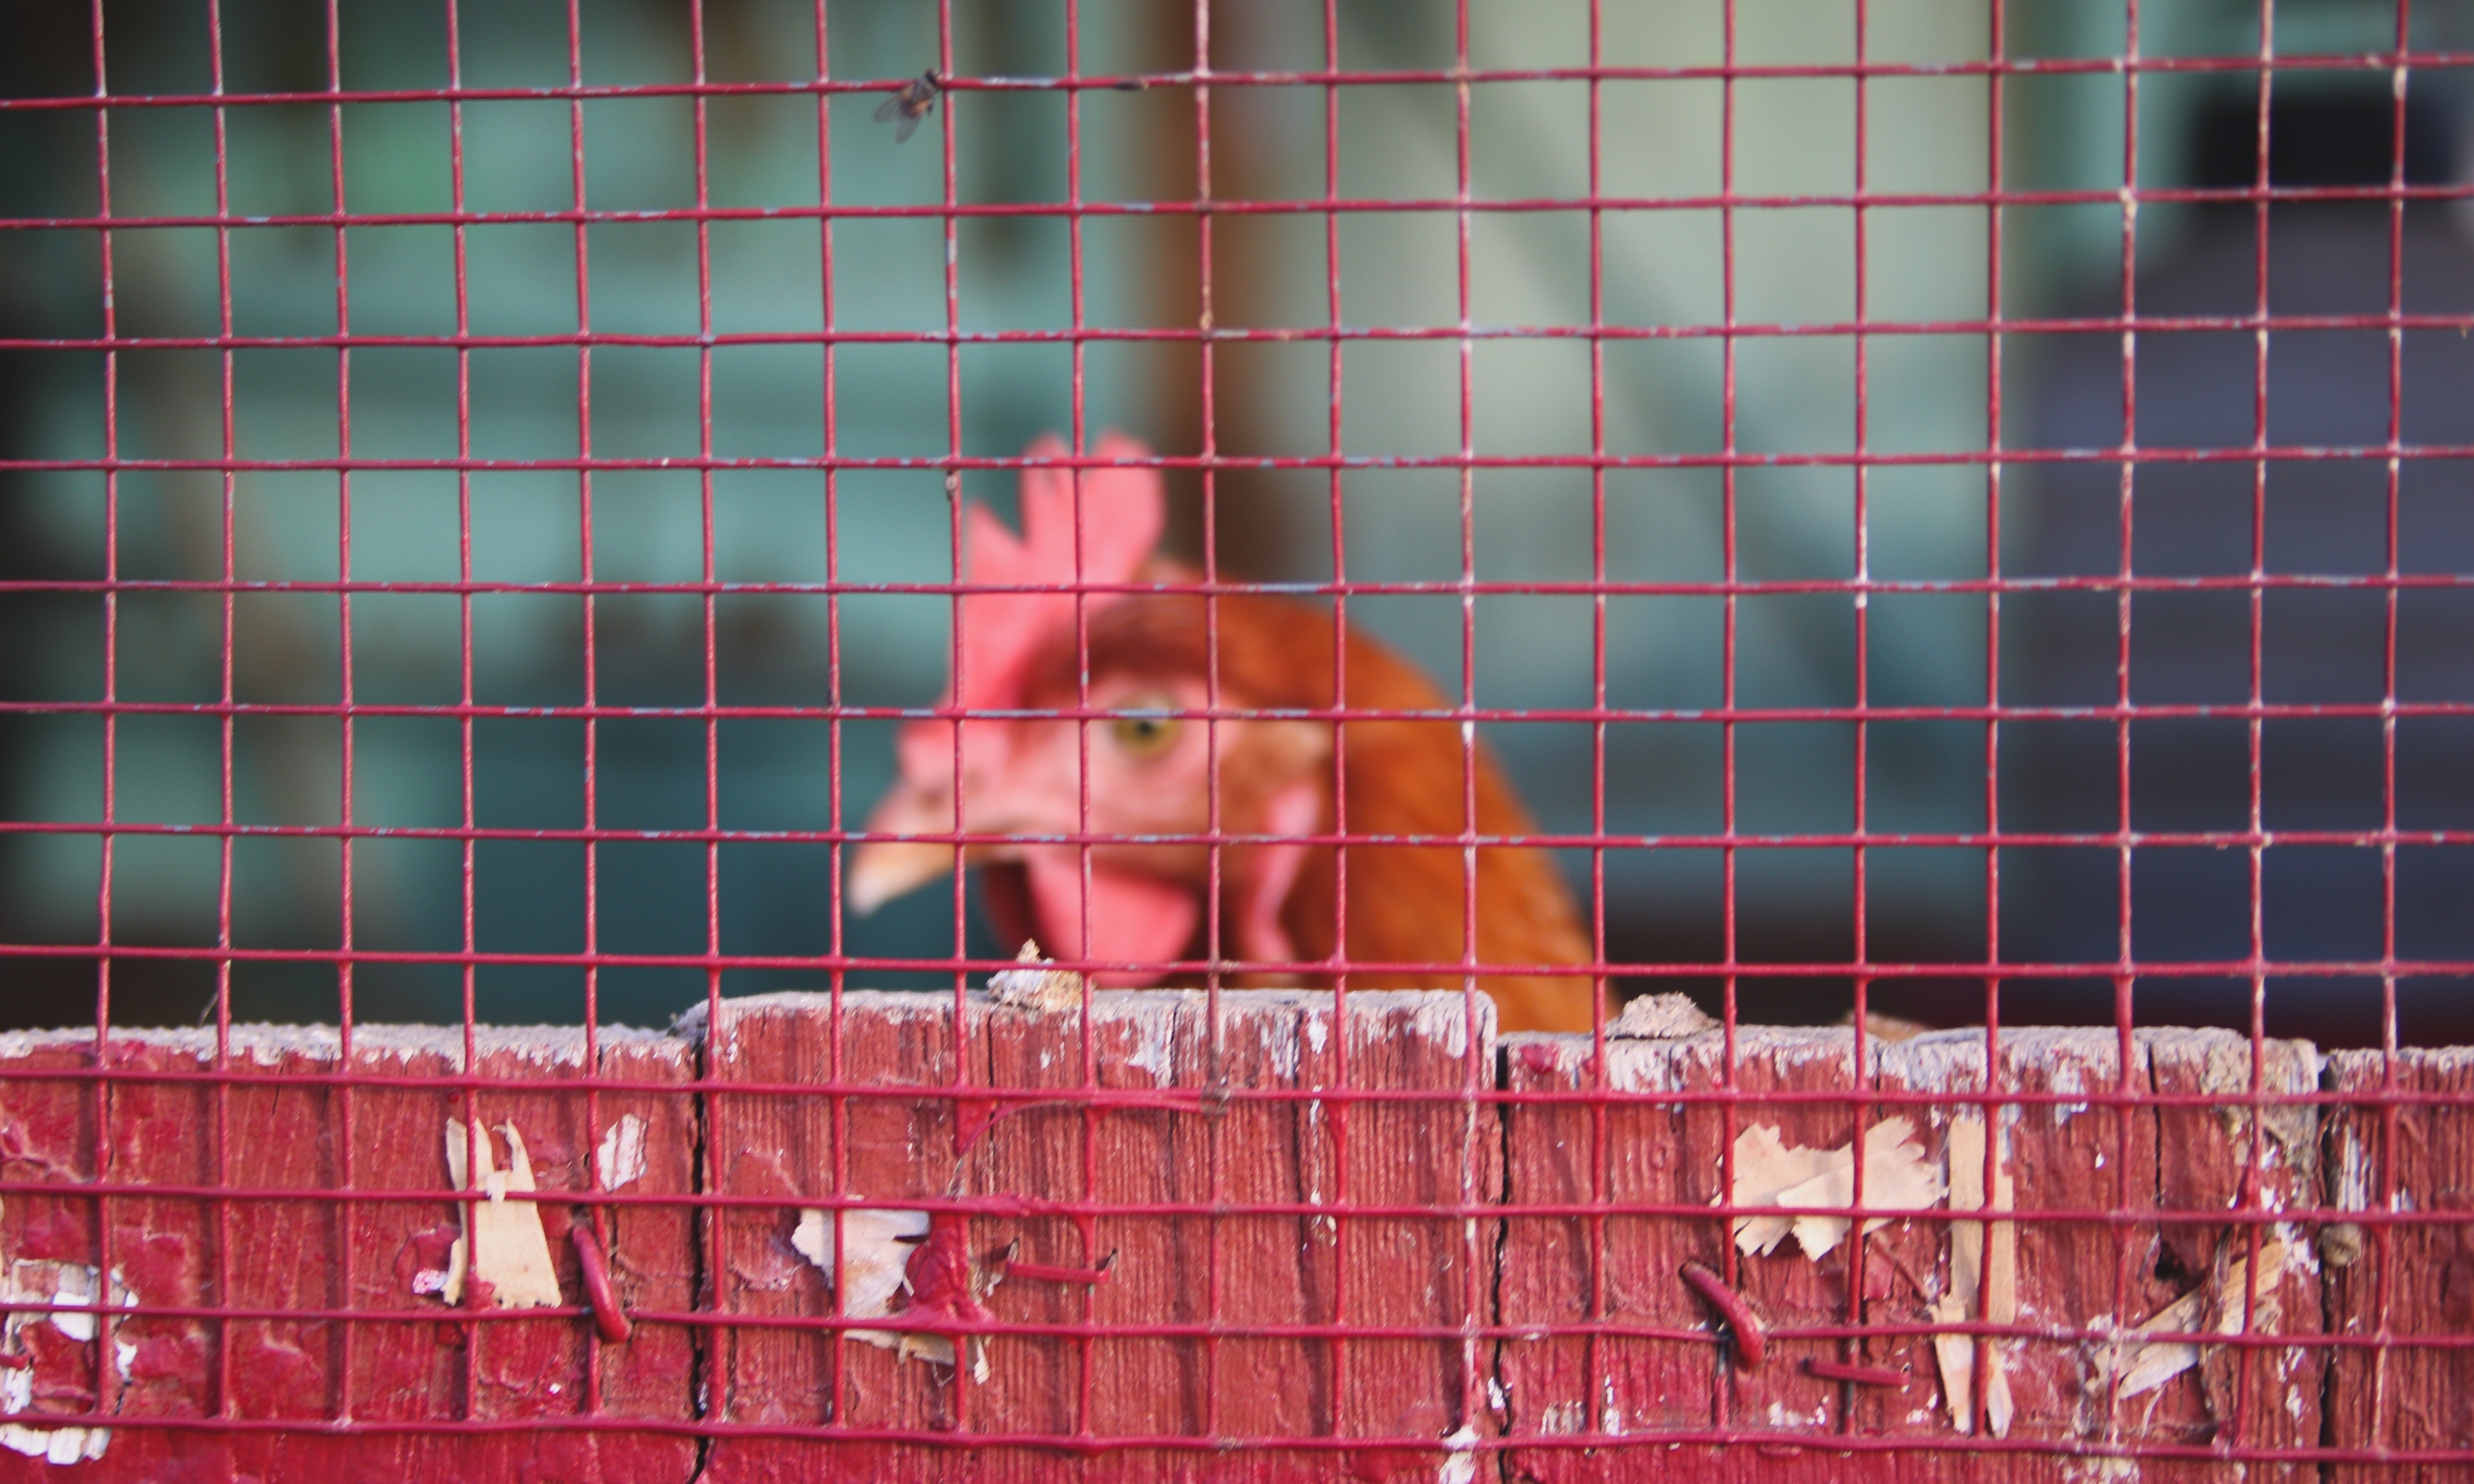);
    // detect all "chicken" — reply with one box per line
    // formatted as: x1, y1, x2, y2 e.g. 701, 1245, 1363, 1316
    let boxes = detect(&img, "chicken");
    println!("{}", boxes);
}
846, 433, 1604, 1034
